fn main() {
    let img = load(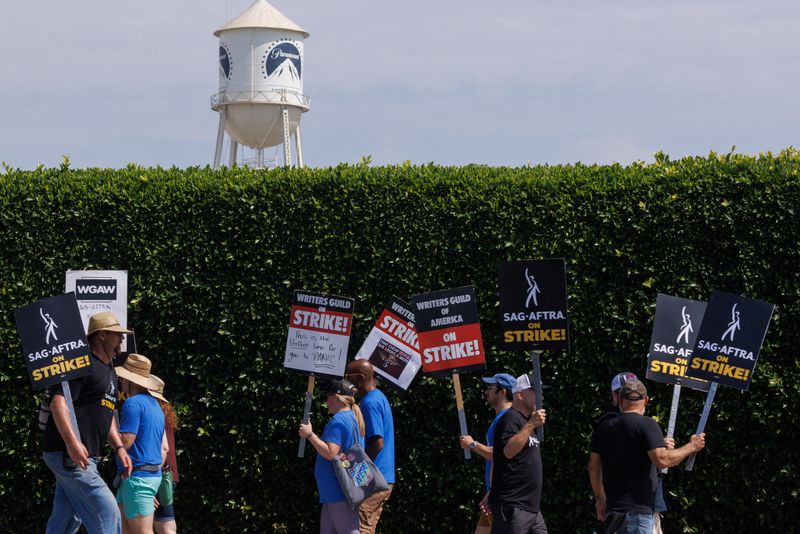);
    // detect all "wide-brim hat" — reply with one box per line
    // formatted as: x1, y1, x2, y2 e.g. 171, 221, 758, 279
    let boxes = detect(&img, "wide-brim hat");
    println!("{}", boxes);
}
116, 353, 162, 391
147, 374, 169, 403
87, 311, 133, 336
